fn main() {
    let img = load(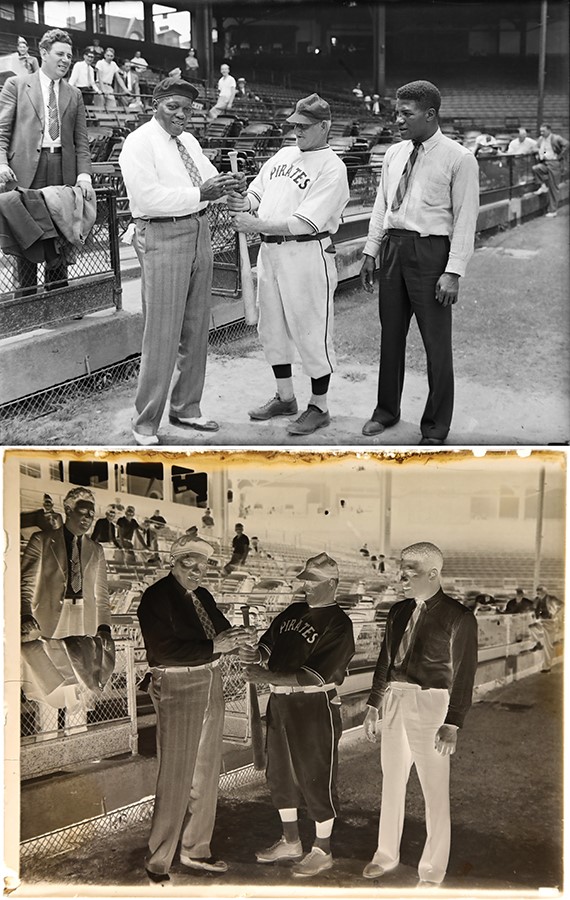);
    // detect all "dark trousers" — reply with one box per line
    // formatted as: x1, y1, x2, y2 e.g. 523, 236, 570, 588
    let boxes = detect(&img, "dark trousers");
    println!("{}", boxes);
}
17, 150, 68, 295
532, 159, 561, 213
373, 230, 453, 440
